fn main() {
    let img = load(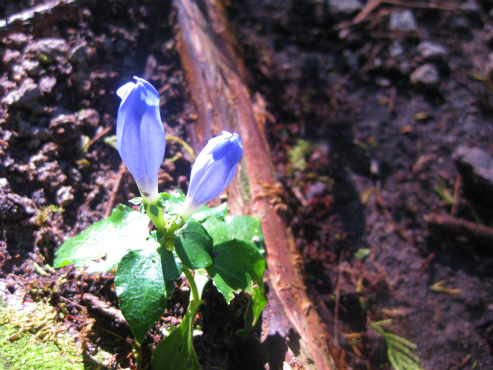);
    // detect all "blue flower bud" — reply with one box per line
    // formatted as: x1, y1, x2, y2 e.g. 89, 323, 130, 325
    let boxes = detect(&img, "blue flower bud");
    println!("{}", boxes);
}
181, 131, 243, 219
116, 77, 165, 203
